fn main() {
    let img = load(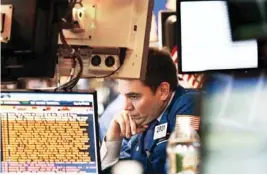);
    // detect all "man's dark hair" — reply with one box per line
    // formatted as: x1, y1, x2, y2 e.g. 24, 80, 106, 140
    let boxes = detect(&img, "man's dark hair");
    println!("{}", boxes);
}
142, 47, 178, 93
